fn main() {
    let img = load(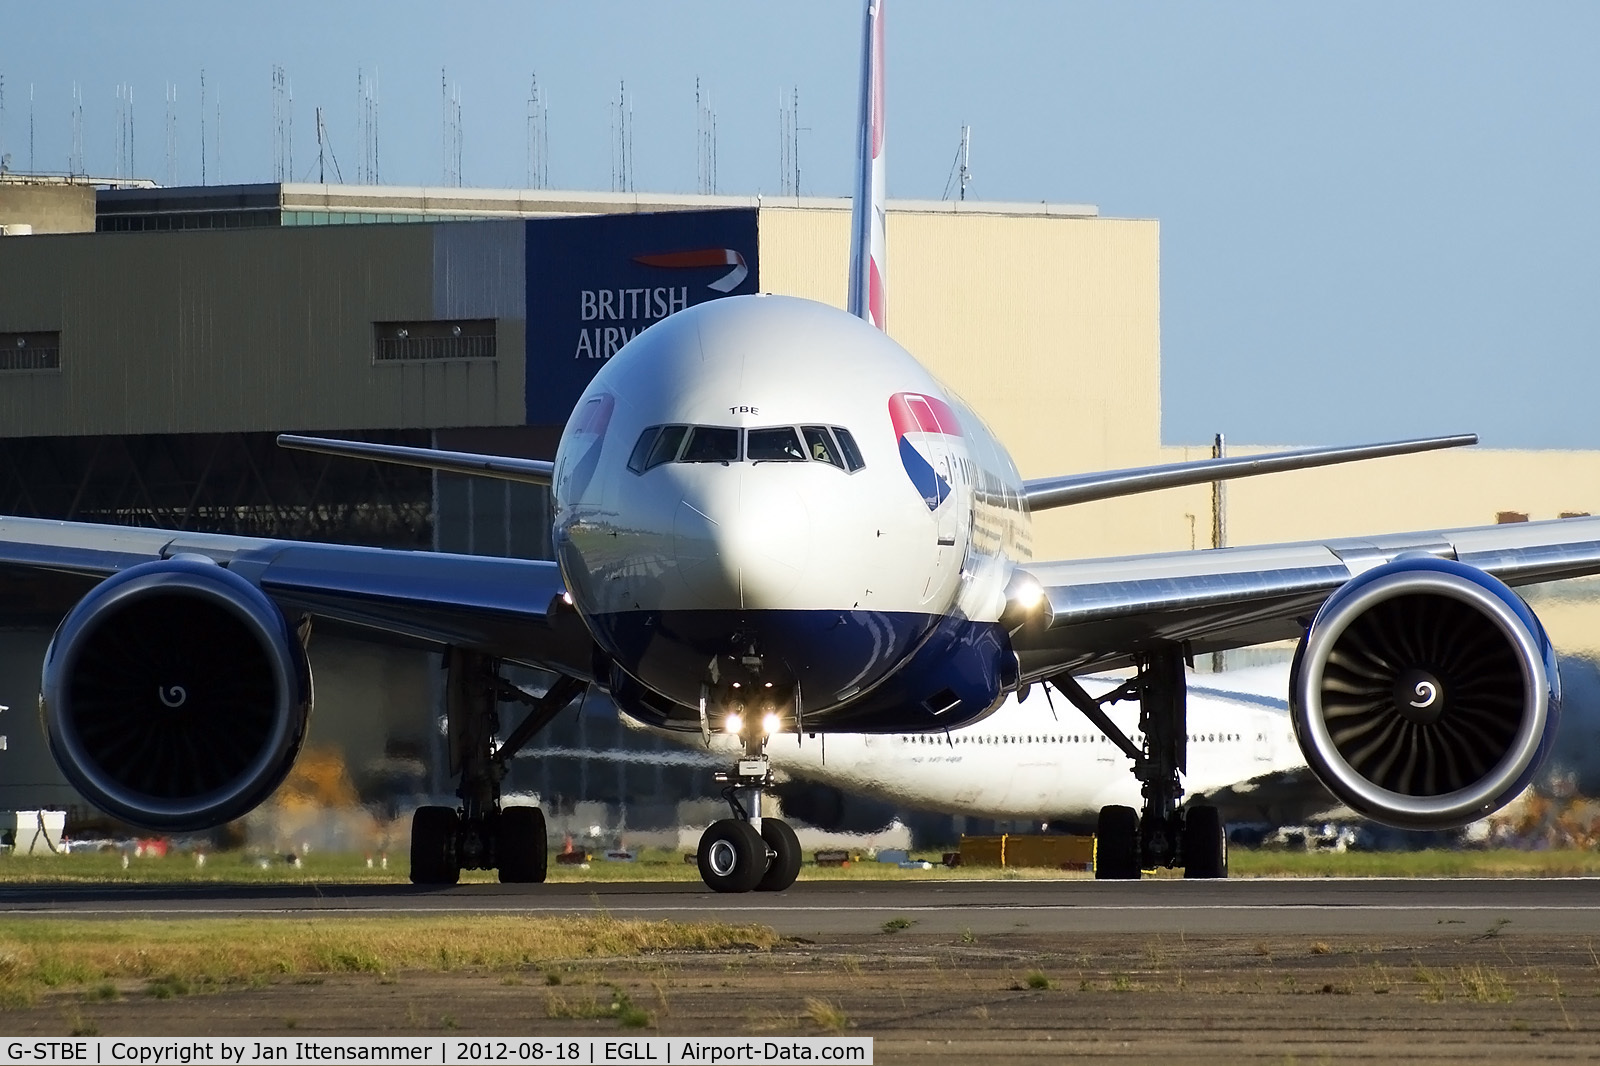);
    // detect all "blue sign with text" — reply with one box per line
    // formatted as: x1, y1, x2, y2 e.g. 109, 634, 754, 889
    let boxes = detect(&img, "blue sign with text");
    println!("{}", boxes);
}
524, 208, 759, 425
